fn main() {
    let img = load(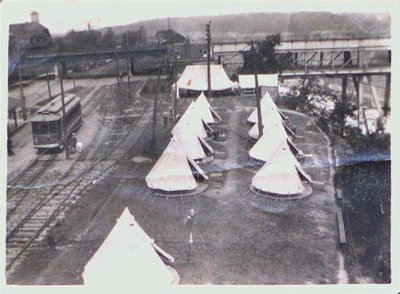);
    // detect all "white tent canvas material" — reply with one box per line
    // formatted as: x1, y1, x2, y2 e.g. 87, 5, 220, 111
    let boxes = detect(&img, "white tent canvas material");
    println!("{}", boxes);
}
248, 109, 288, 140
146, 138, 208, 192
193, 92, 222, 123
82, 208, 173, 286
247, 92, 282, 124
172, 102, 213, 138
252, 141, 306, 195
239, 74, 278, 89
177, 64, 233, 93
249, 134, 301, 162
173, 123, 214, 161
